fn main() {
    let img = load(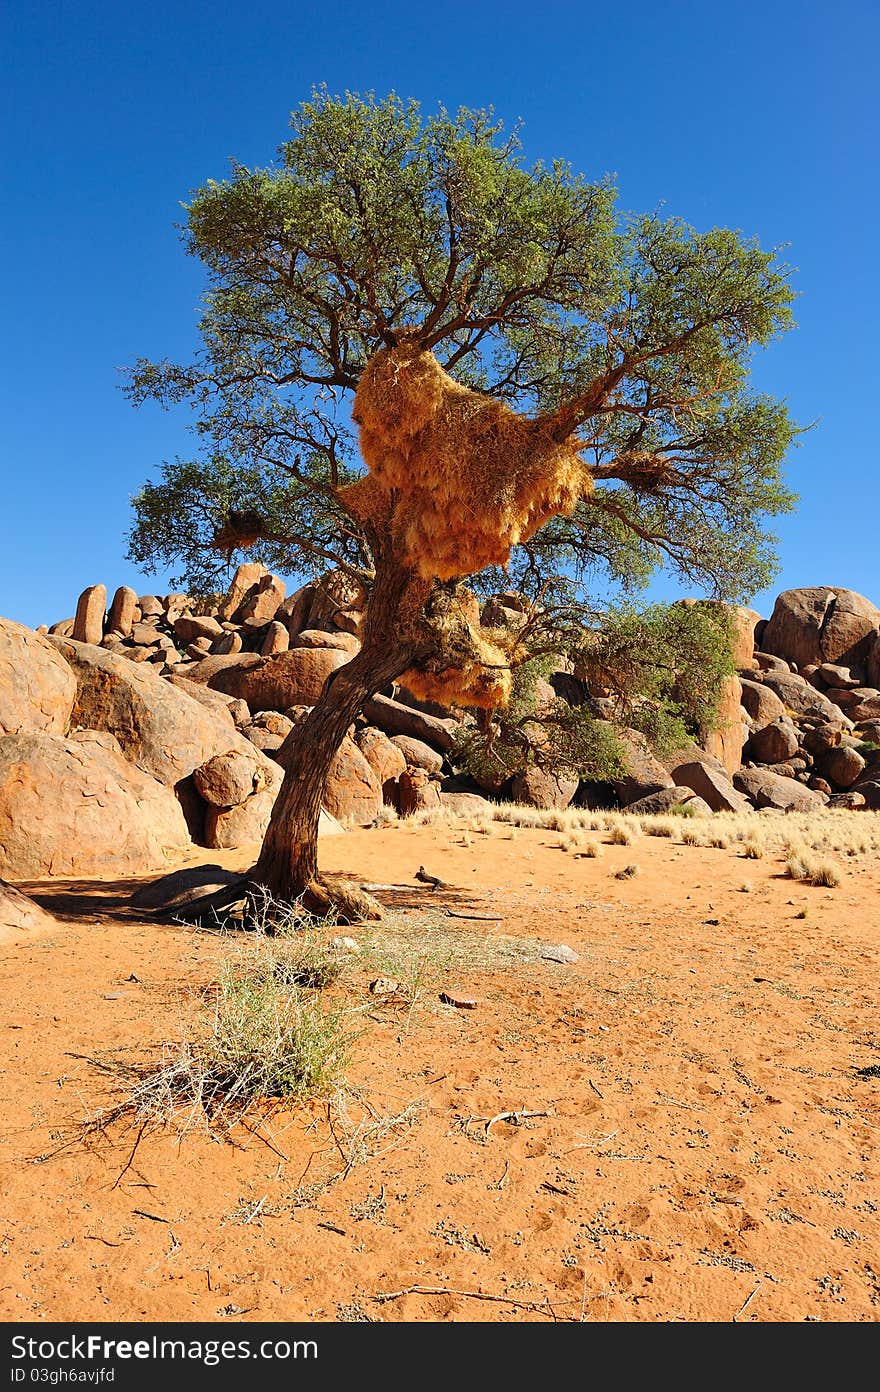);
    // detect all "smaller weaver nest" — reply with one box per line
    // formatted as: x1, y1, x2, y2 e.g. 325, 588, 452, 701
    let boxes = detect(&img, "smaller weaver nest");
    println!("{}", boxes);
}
612, 450, 678, 493
399, 585, 525, 710
212, 510, 266, 553
340, 344, 591, 581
